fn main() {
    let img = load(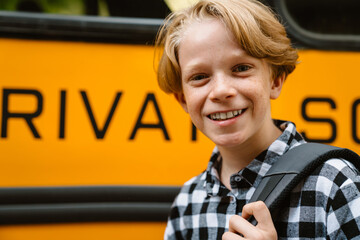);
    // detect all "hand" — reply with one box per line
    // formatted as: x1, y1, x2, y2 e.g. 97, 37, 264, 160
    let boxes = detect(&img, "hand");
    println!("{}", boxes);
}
222, 201, 277, 240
